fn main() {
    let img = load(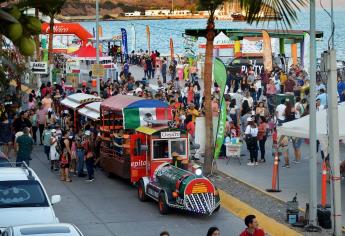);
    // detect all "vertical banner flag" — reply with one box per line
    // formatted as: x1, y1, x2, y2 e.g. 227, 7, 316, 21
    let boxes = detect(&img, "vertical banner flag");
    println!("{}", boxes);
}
291, 43, 298, 65
262, 30, 273, 72
213, 58, 227, 160
121, 28, 128, 61
303, 32, 310, 76
131, 24, 136, 52
170, 38, 174, 61
146, 25, 151, 52
98, 25, 103, 37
